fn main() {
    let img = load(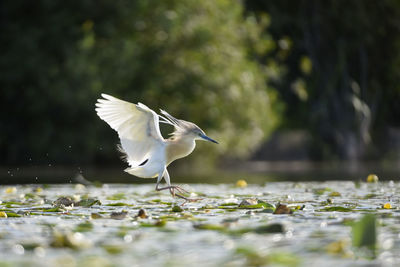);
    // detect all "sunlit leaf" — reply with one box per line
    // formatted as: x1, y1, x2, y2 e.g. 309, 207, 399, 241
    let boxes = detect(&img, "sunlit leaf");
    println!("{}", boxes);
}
352, 214, 376, 257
